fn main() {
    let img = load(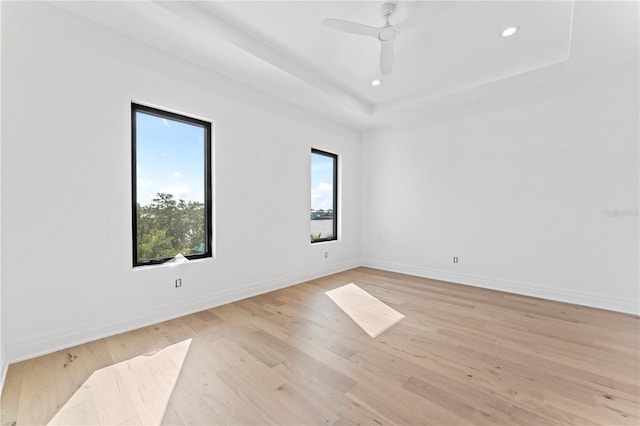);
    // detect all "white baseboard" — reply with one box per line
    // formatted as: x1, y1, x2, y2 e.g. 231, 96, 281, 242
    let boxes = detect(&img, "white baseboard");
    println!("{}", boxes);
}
361, 259, 639, 316
6, 260, 360, 364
